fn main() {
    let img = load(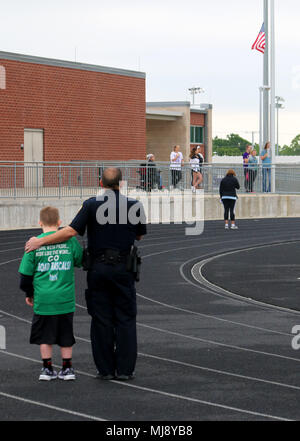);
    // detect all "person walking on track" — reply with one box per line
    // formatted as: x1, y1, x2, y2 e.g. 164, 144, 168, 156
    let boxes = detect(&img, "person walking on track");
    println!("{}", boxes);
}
219, 169, 240, 230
